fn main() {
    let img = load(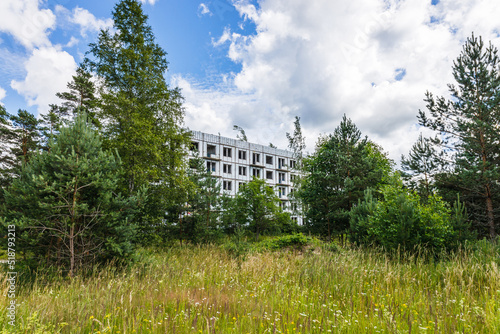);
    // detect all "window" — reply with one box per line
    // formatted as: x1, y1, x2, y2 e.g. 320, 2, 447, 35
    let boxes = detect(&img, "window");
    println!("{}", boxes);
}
291, 174, 299, 182
252, 153, 260, 164
252, 168, 261, 178
238, 150, 246, 160
278, 187, 286, 198
278, 172, 286, 183
190, 142, 199, 152
223, 147, 232, 157
266, 171, 273, 180
278, 158, 286, 168
292, 217, 298, 223
290, 160, 296, 168
206, 161, 216, 172
266, 155, 273, 165
239, 166, 247, 176
223, 164, 232, 174
207, 144, 216, 157
291, 202, 298, 211
239, 182, 246, 190
223, 181, 232, 191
